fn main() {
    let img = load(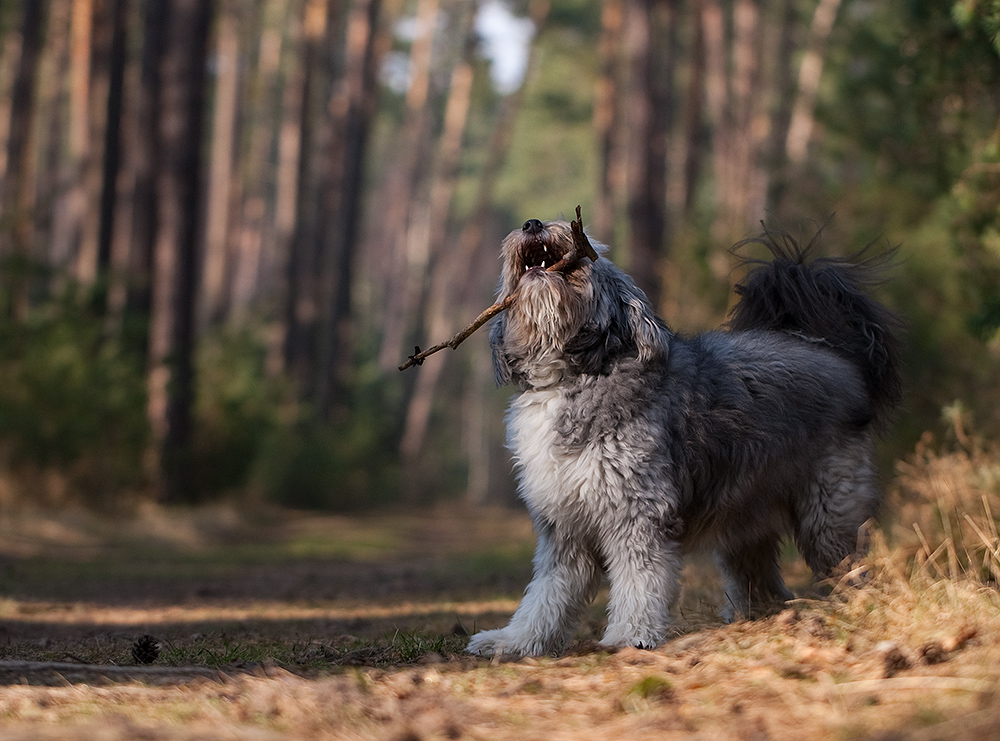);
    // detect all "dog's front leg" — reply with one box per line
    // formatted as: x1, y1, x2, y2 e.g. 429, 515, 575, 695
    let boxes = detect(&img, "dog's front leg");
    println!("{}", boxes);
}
600, 524, 680, 650
467, 525, 600, 658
